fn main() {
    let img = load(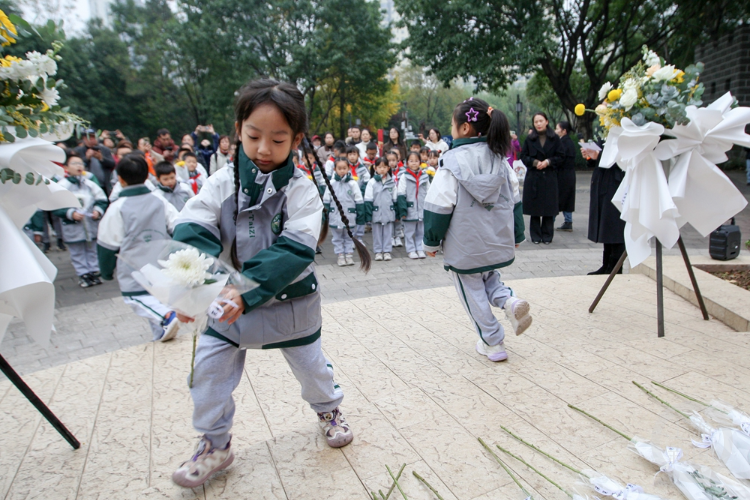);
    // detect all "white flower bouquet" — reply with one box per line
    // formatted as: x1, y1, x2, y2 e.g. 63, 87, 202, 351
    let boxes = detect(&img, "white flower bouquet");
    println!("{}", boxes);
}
118, 240, 257, 385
